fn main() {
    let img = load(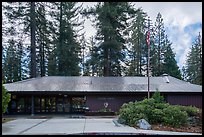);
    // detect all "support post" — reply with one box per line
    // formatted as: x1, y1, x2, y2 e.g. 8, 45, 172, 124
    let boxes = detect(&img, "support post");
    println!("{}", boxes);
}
147, 16, 151, 99
148, 44, 150, 99
31, 95, 34, 116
